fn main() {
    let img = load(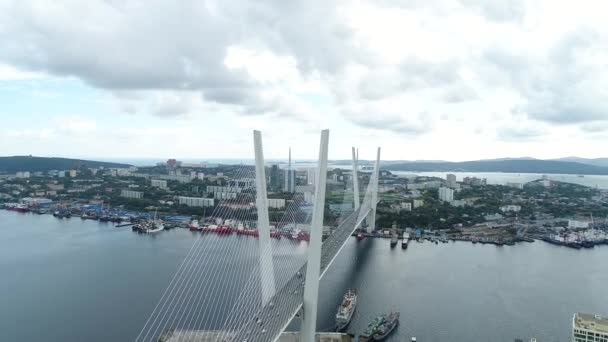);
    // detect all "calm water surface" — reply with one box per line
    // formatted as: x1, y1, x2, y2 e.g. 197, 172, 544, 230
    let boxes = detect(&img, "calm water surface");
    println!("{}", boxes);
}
0, 210, 606, 341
